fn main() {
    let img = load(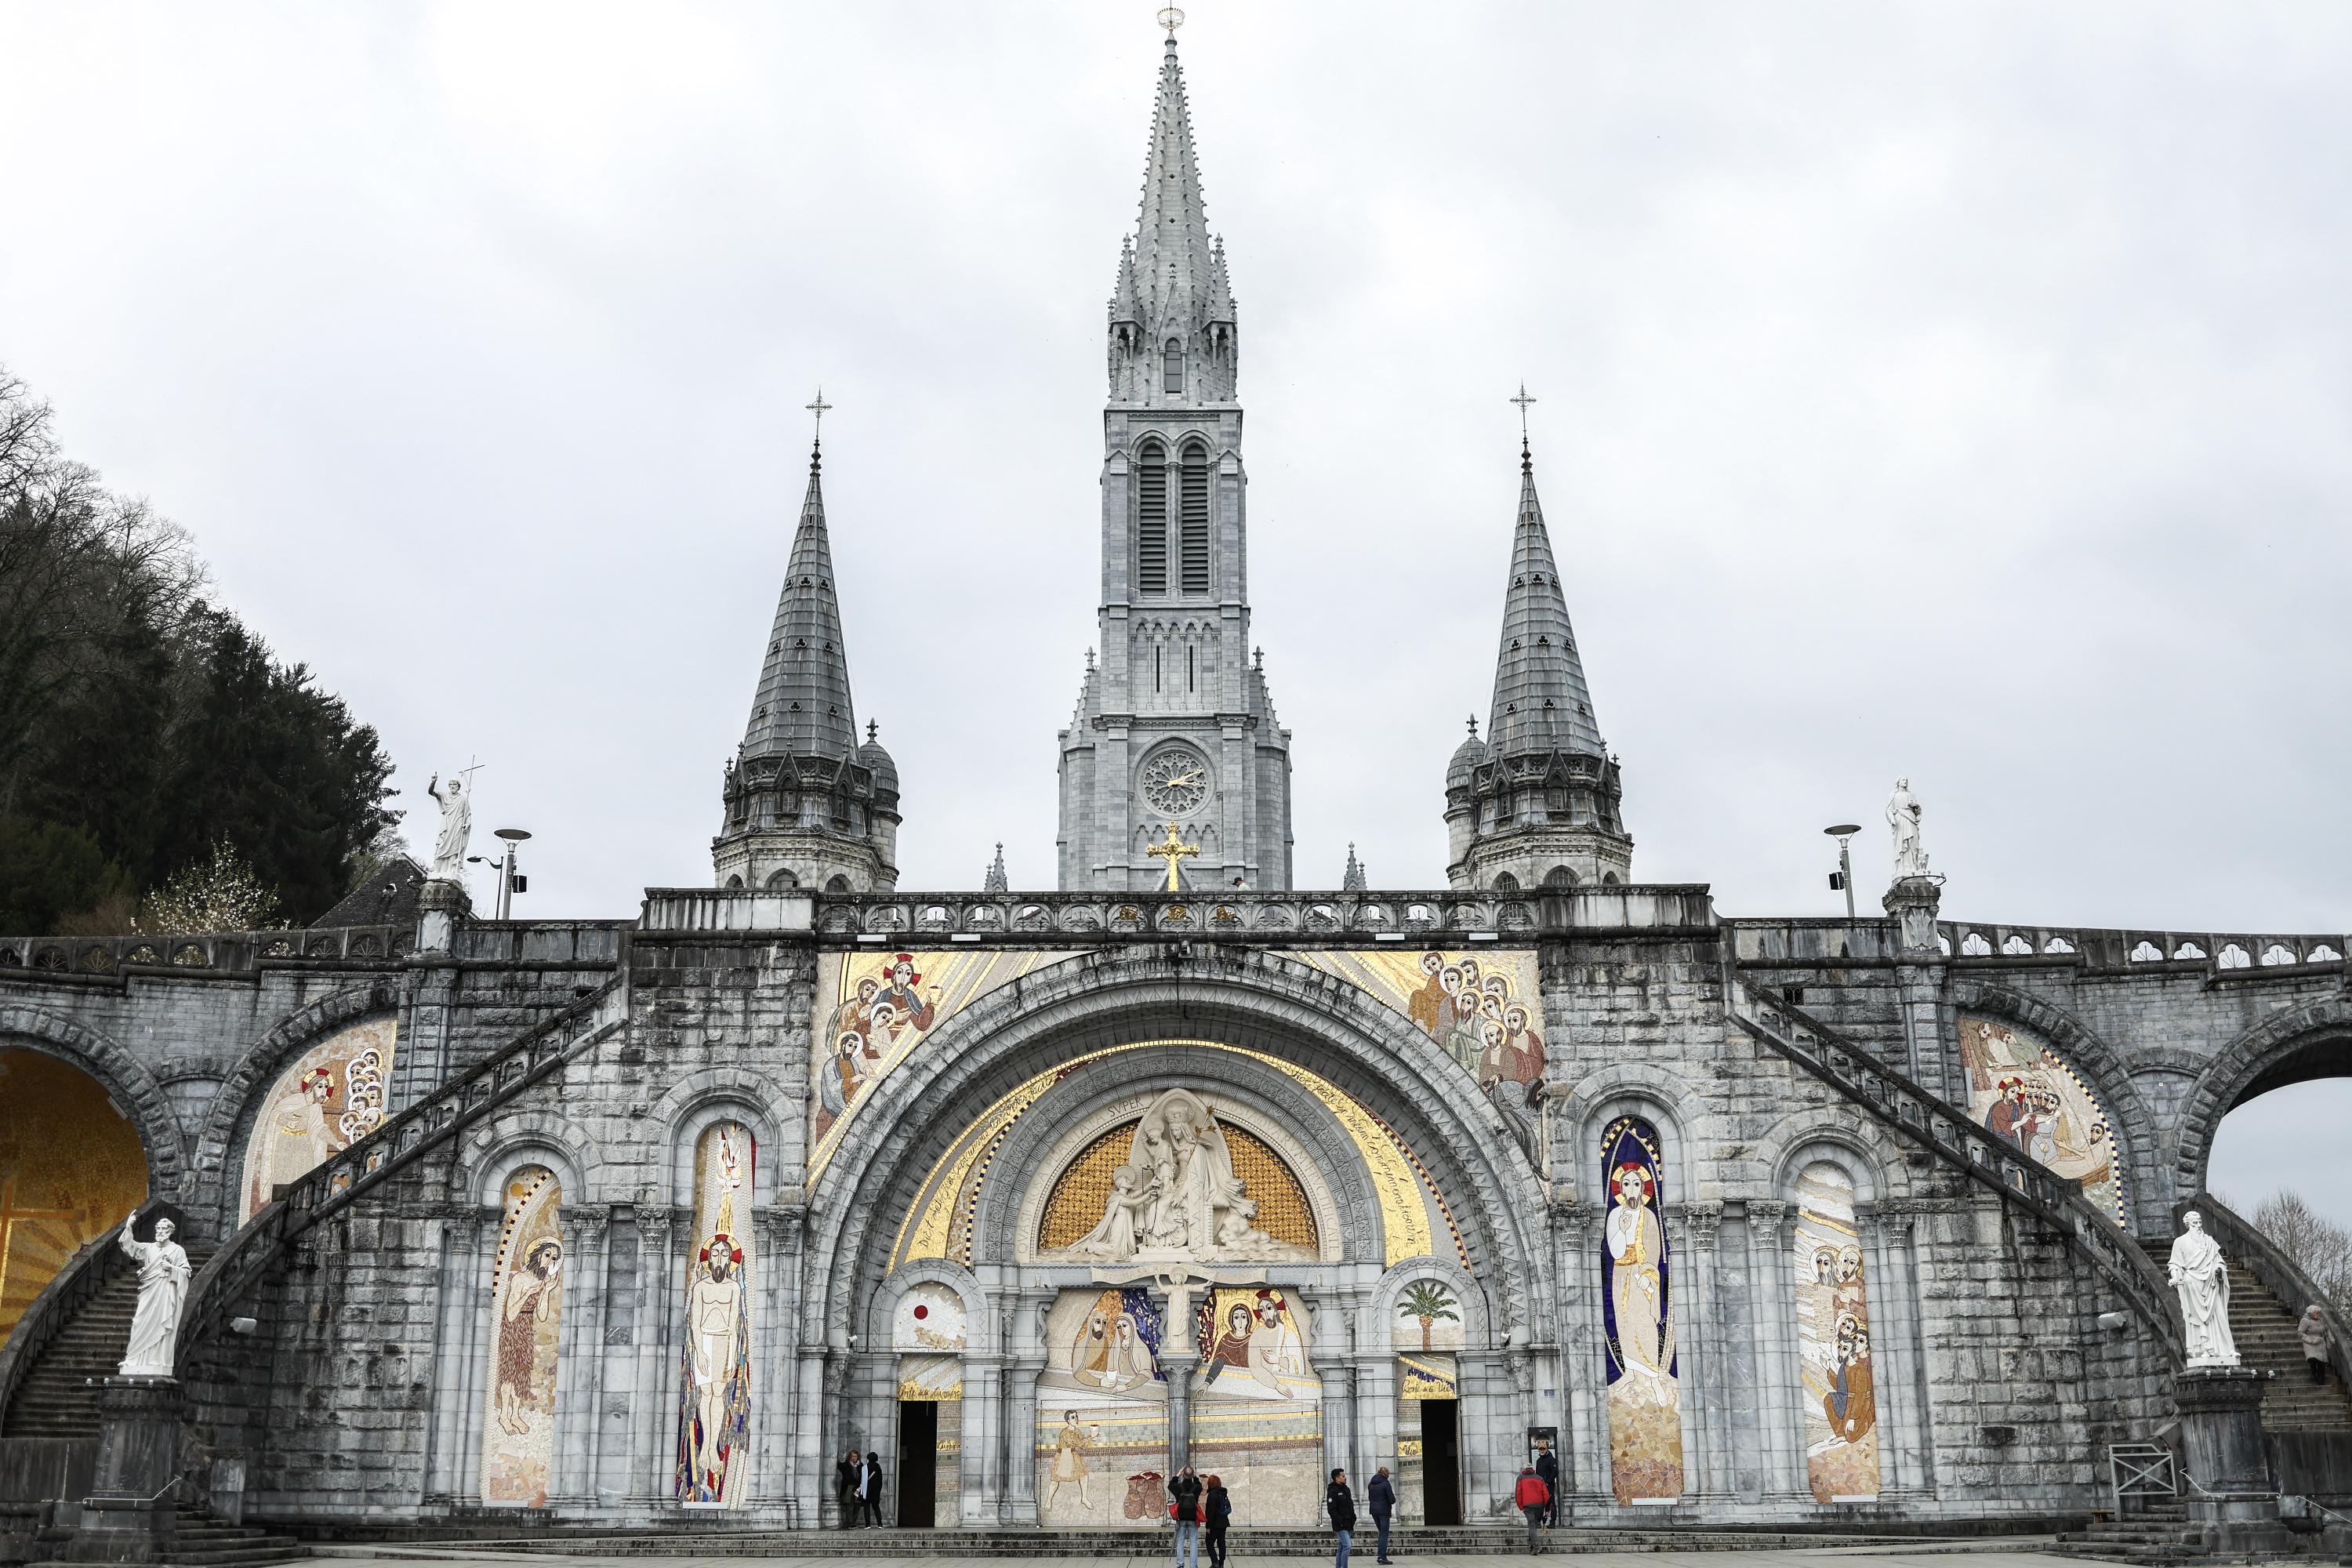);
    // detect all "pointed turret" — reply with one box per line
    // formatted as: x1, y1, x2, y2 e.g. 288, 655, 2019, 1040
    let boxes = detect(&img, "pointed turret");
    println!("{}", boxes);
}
1445, 434, 1631, 891
982, 844, 1008, 895
714, 434, 901, 893
1342, 844, 1367, 894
